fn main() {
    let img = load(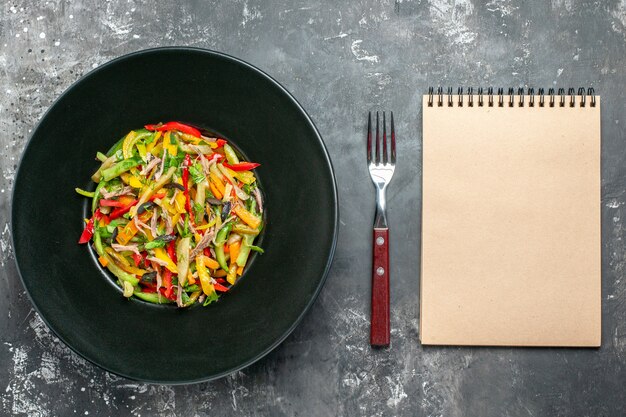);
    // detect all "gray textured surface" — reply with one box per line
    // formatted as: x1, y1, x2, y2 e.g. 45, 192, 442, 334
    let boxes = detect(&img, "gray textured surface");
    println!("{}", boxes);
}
1, 0, 626, 416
